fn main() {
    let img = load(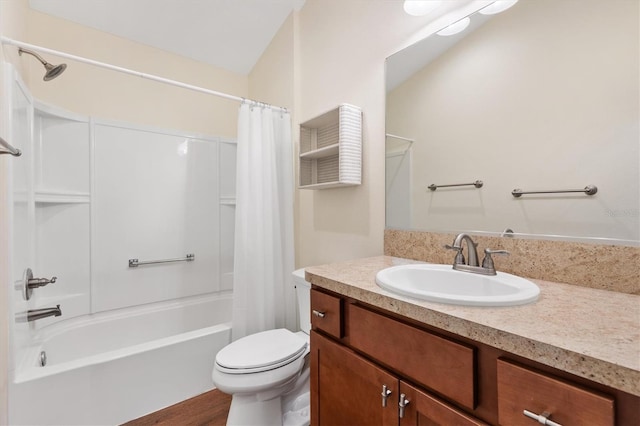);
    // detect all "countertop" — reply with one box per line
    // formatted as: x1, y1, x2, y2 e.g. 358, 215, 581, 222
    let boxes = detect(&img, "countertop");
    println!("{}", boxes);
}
305, 256, 640, 397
